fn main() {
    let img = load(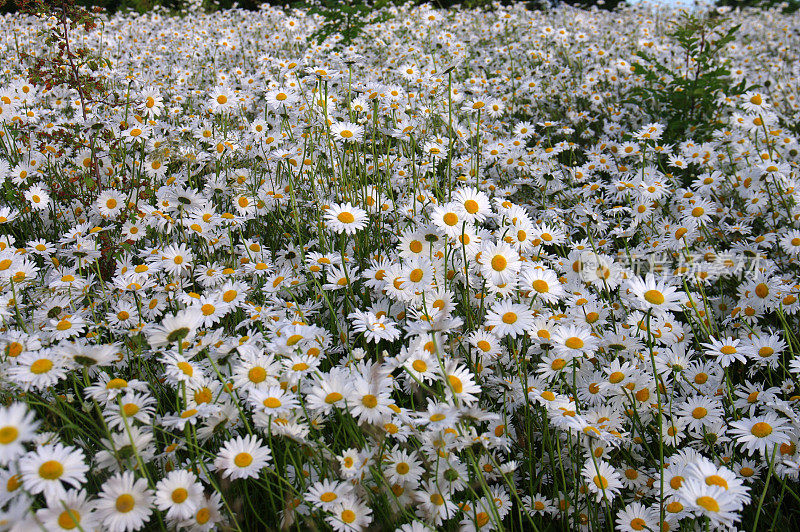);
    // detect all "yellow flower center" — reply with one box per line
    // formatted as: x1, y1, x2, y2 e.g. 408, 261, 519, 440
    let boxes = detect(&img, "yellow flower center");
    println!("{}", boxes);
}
502, 312, 517, 324
0, 426, 18, 444
532, 279, 549, 293
263, 397, 282, 409
751, 422, 773, 438
644, 289, 665, 305
234, 452, 253, 467
565, 337, 584, 349
325, 392, 343, 404
57, 510, 81, 529
38, 460, 64, 480
30, 358, 53, 374
248, 367, 266, 383
116, 494, 135, 513
337, 212, 355, 224
196, 508, 211, 524
320, 492, 337, 503
695, 496, 720, 513
448, 375, 463, 394
361, 394, 378, 408
491, 255, 507, 271
172, 488, 188, 503
443, 212, 458, 226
